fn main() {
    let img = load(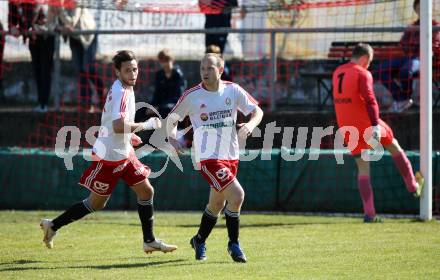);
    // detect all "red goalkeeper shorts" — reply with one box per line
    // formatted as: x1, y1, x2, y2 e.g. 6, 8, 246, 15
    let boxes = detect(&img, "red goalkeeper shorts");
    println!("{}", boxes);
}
344, 119, 394, 156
